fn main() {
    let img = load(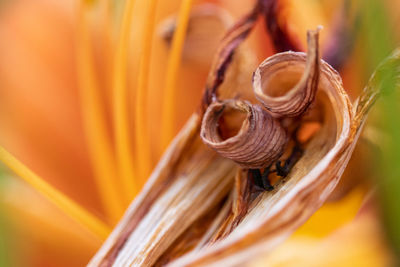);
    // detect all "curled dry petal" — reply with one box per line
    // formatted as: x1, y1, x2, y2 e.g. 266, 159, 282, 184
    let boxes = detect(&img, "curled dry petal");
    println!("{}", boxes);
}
90, 17, 400, 267
202, 6, 258, 110
253, 28, 321, 117
167, 50, 400, 267
200, 100, 287, 169
90, 115, 237, 266
90, 50, 351, 267
166, 52, 353, 267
